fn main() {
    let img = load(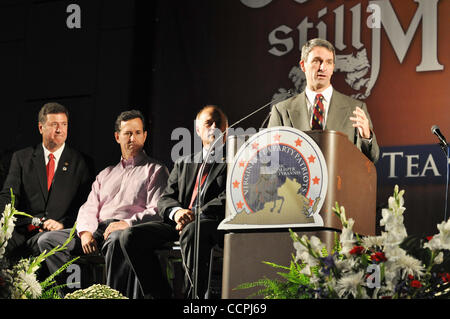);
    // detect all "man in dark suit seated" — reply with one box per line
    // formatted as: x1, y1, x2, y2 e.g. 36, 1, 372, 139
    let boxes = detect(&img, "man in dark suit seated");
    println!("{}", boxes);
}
119, 105, 228, 299
0, 102, 91, 264
268, 38, 379, 163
